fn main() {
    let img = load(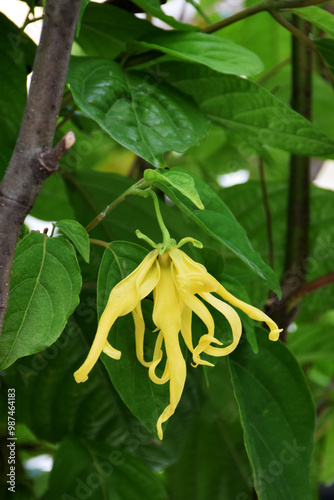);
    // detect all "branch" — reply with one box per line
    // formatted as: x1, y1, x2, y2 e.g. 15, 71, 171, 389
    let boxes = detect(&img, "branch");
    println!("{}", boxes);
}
0, 0, 81, 330
288, 272, 334, 309
270, 15, 313, 337
202, 0, 326, 34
